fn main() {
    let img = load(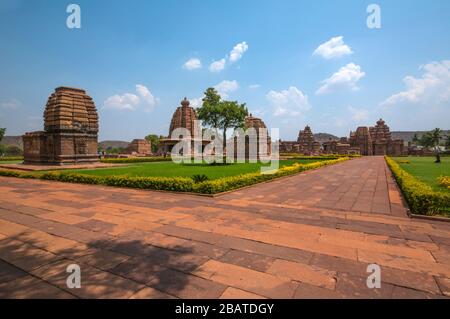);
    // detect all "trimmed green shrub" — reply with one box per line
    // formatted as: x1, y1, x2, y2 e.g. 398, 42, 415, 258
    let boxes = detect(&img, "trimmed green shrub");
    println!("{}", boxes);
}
437, 176, 450, 190
385, 156, 450, 216
192, 174, 209, 183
